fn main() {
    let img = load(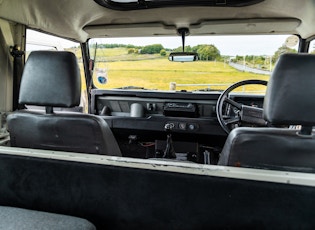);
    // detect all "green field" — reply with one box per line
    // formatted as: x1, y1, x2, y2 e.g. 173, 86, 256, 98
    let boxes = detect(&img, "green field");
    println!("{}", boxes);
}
93, 58, 269, 92
72, 47, 269, 93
